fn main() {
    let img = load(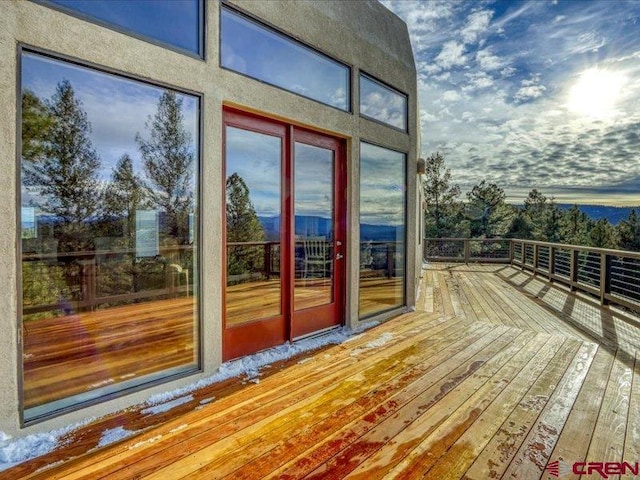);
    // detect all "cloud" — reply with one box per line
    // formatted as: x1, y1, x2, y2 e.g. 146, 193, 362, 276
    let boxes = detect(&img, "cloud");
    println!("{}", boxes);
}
476, 48, 506, 70
460, 10, 494, 44
435, 41, 467, 69
514, 84, 546, 102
